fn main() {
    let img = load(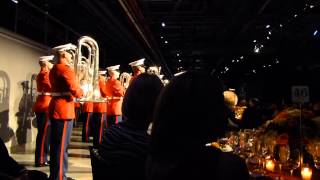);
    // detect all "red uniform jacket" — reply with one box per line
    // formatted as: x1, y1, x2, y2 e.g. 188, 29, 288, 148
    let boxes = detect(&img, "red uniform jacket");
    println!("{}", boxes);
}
105, 78, 124, 116
129, 71, 142, 84
93, 76, 108, 113
32, 68, 51, 112
49, 63, 83, 120
82, 102, 93, 113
